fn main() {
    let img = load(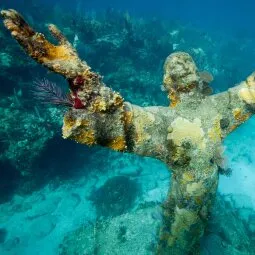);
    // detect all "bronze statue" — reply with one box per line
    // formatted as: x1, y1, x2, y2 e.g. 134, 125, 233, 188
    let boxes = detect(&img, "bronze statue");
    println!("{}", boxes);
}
2, 9, 254, 254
